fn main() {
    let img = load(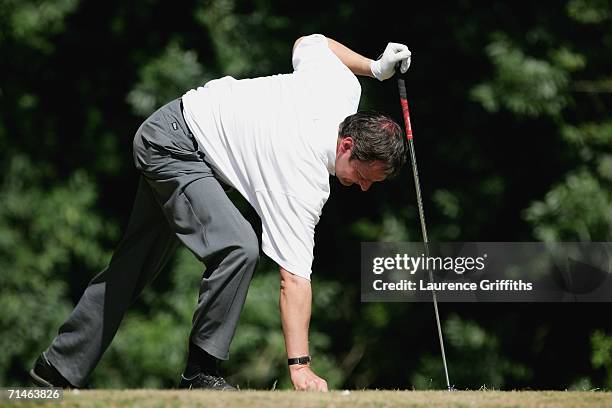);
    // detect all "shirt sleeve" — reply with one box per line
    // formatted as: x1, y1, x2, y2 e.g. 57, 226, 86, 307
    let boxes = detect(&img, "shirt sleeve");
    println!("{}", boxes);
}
256, 190, 318, 280
291, 34, 361, 120
292, 34, 337, 72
